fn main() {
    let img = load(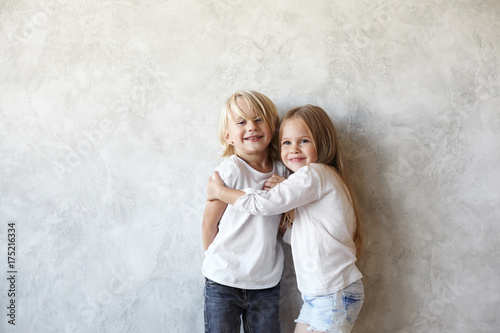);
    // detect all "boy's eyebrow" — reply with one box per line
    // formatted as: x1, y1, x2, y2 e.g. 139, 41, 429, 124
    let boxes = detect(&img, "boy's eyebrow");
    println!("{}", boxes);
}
229, 113, 245, 122
232, 116, 243, 121
231, 114, 261, 122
